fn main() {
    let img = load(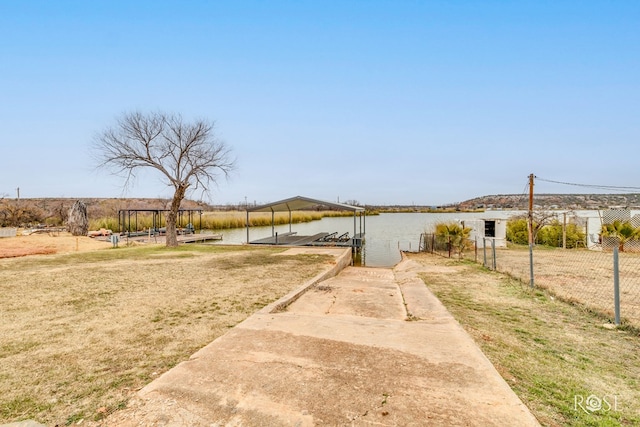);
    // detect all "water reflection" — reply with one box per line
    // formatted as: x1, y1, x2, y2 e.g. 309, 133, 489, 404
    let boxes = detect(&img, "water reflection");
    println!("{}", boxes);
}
210, 212, 522, 268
